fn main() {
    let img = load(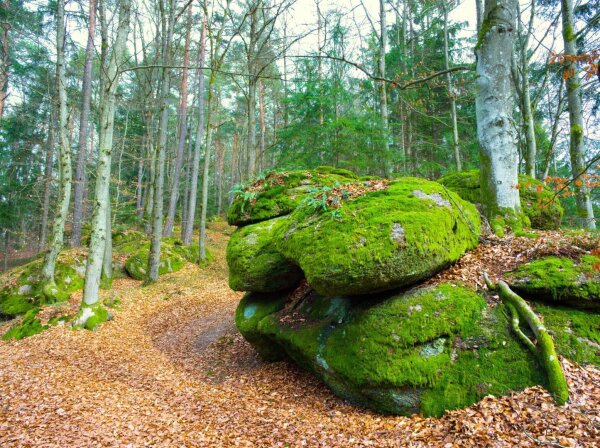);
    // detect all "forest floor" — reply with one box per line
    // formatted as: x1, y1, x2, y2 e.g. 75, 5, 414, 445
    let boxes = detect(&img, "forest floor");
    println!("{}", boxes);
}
0, 222, 599, 447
